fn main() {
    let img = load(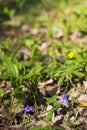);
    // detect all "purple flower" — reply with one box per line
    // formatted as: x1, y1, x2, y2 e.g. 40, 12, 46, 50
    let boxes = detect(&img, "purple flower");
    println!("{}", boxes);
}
59, 94, 68, 104
24, 106, 34, 113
